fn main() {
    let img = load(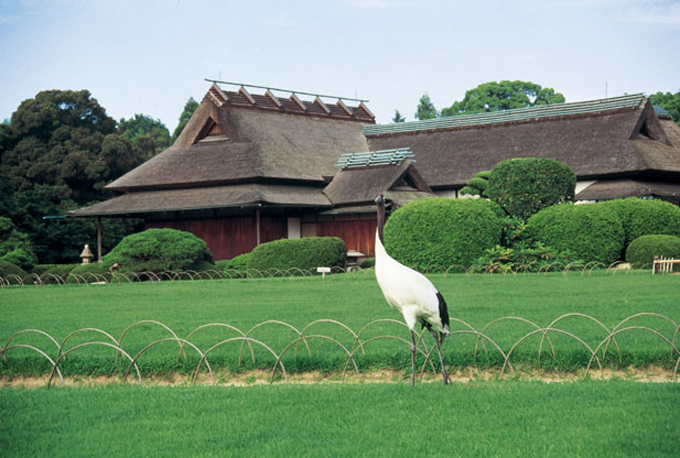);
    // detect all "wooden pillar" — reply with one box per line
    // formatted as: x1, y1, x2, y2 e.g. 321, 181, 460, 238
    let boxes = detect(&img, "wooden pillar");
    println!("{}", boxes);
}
96, 216, 102, 263
255, 208, 261, 246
